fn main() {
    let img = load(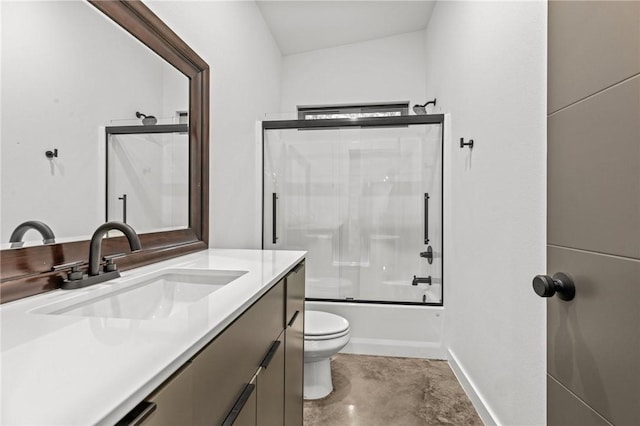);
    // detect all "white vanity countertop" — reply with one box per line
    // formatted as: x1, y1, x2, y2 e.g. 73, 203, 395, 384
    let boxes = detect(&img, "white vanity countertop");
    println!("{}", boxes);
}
0, 249, 305, 426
